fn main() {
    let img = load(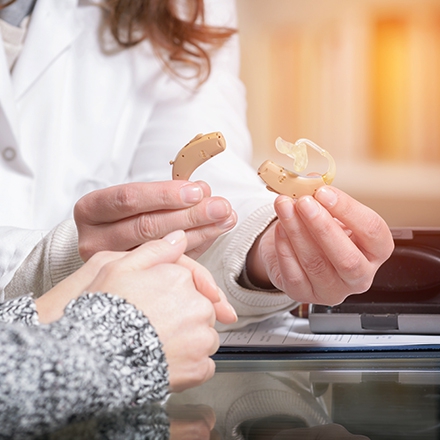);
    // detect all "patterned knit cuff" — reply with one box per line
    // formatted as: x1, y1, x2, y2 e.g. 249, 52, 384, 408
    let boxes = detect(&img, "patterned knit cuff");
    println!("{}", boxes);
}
0, 295, 40, 326
63, 292, 169, 405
